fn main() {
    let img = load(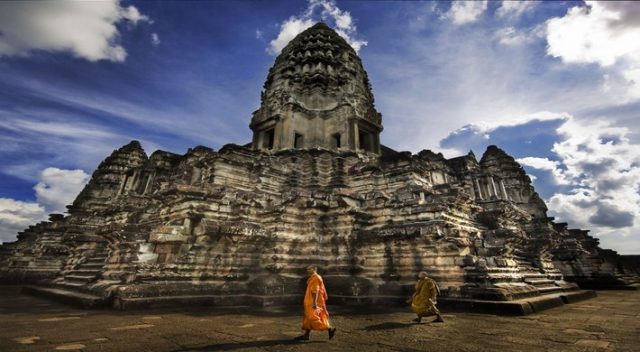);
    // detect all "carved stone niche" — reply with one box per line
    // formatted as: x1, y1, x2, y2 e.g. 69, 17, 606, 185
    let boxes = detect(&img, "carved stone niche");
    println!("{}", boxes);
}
153, 243, 182, 265
148, 221, 190, 264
